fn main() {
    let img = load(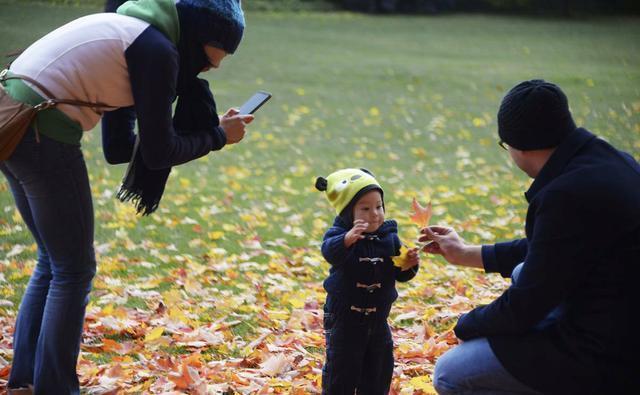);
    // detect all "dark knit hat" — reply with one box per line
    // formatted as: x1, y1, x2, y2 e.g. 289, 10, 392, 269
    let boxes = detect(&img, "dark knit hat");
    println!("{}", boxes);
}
498, 79, 576, 150
176, 0, 245, 54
